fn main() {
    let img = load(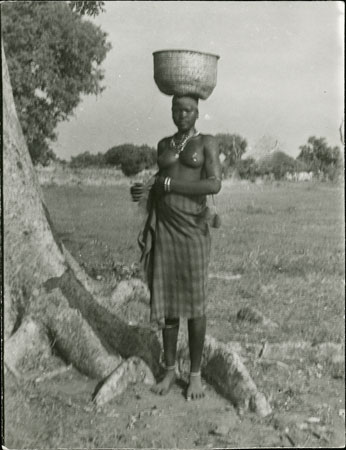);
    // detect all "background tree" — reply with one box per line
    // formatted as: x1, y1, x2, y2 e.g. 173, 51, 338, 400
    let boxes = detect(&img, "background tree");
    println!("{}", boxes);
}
2, 1, 111, 165
258, 151, 296, 180
215, 133, 247, 177
69, 1, 105, 16
105, 144, 157, 176
70, 151, 107, 168
297, 136, 341, 180
235, 157, 260, 182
